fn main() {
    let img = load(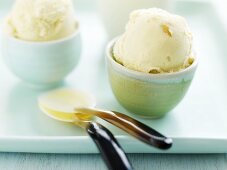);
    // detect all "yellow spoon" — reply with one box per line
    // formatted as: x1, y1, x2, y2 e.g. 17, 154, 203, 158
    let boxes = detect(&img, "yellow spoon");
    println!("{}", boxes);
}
38, 88, 172, 150
39, 88, 132, 170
